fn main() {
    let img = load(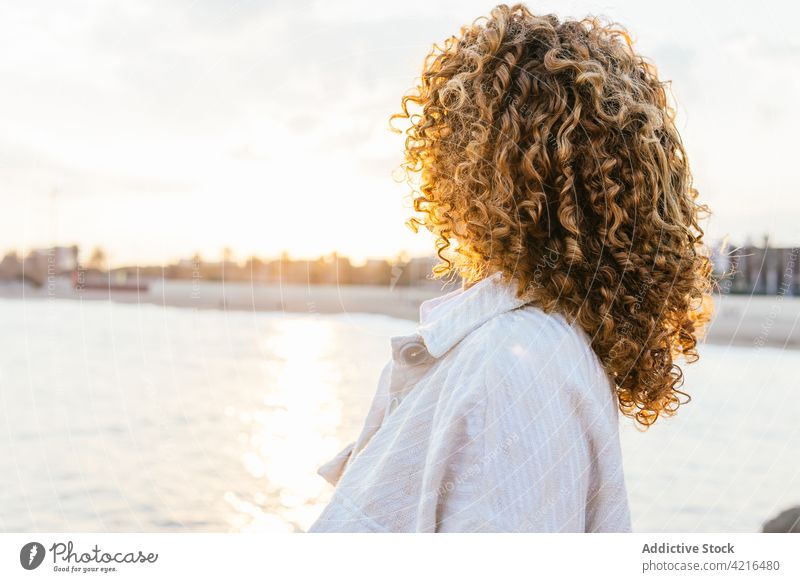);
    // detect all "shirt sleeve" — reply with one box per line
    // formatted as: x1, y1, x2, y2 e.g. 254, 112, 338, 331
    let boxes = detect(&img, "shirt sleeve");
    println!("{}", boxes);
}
316, 441, 355, 486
